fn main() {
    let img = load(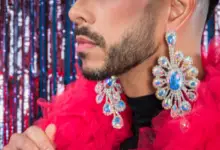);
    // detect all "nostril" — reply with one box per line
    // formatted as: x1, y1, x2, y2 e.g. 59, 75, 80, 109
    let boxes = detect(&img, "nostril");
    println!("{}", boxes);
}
75, 17, 87, 25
